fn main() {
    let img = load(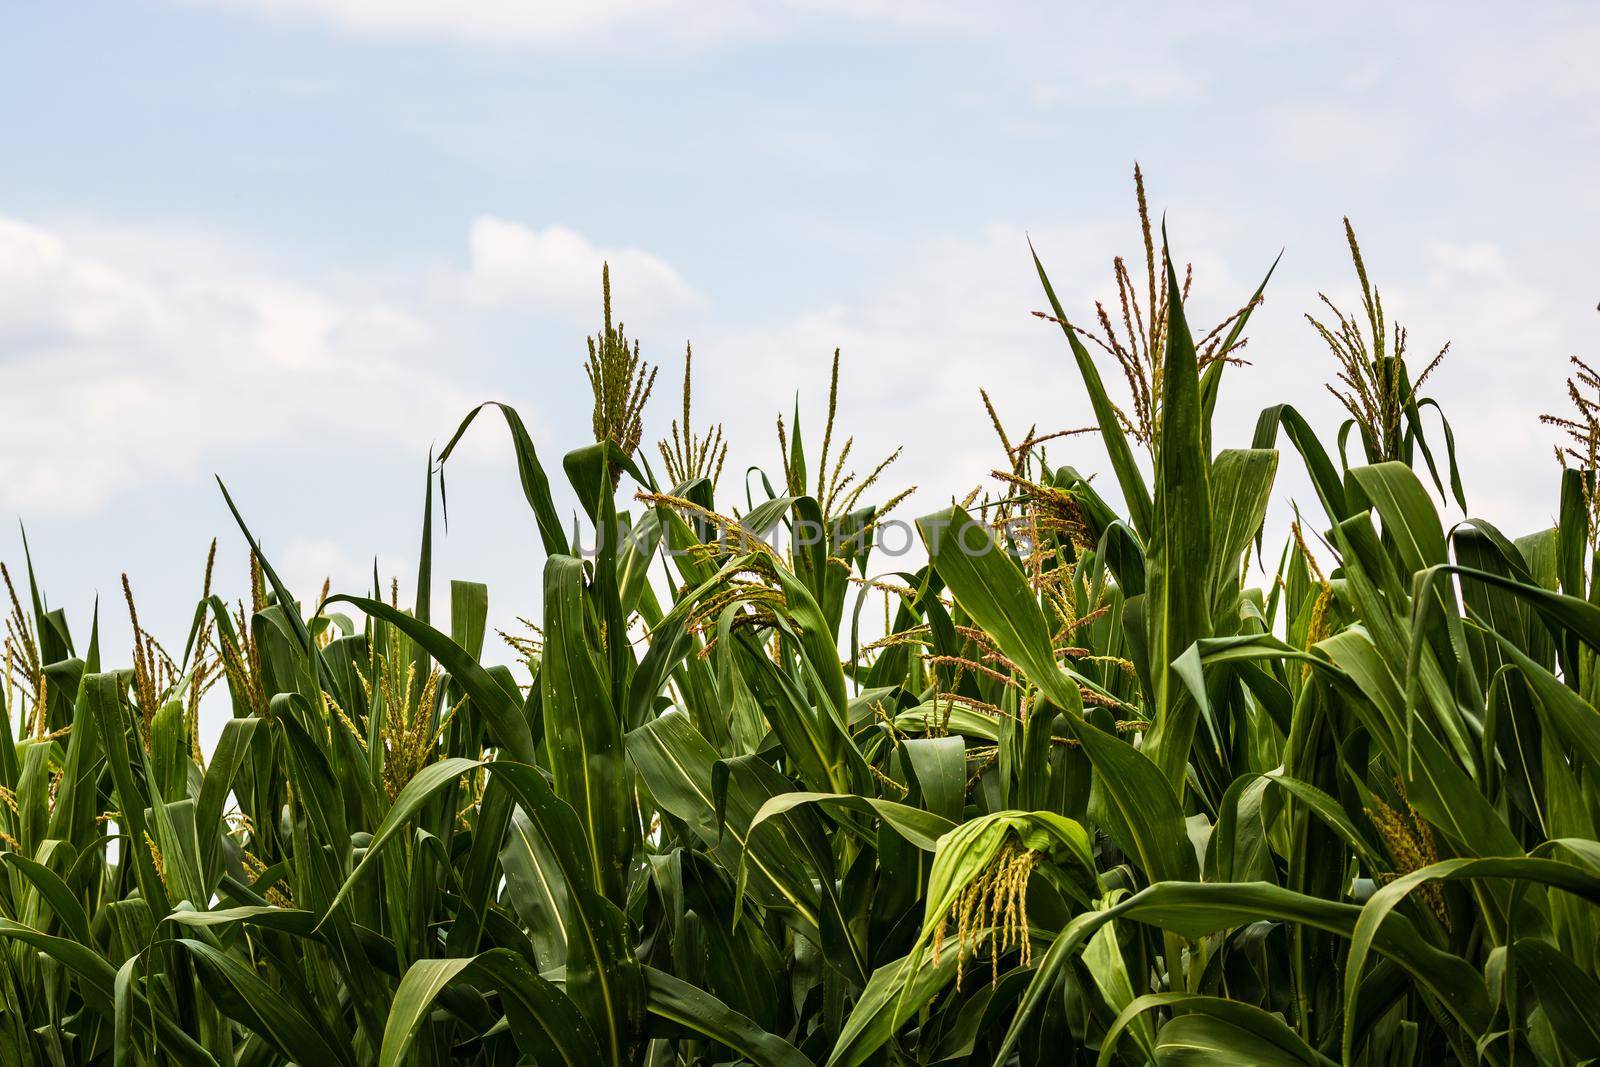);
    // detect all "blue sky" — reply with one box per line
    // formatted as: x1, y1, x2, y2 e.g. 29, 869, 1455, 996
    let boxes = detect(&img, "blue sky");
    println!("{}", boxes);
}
3, 1, 1598, 745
